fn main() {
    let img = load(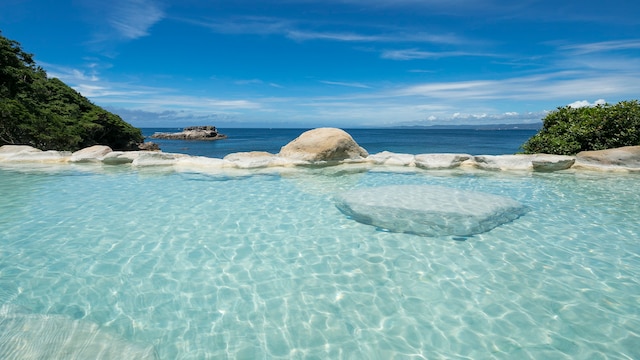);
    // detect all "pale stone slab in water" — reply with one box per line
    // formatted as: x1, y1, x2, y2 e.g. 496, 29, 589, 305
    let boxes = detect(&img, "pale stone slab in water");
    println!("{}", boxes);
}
414, 153, 472, 169
132, 152, 187, 166
101, 151, 140, 165
335, 185, 527, 236
474, 154, 575, 171
366, 151, 416, 166
224, 151, 307, 168
473, 155, 537, 171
